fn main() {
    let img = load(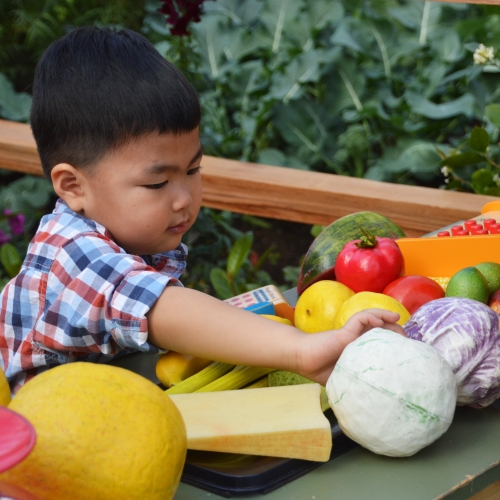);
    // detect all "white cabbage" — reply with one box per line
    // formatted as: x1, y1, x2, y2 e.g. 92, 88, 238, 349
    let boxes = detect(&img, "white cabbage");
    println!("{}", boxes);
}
326, 328, 457, 457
